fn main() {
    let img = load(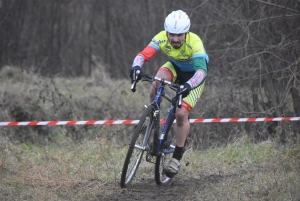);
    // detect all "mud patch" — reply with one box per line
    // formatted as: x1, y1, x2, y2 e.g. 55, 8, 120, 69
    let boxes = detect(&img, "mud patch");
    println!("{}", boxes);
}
92, 174, 220, 201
